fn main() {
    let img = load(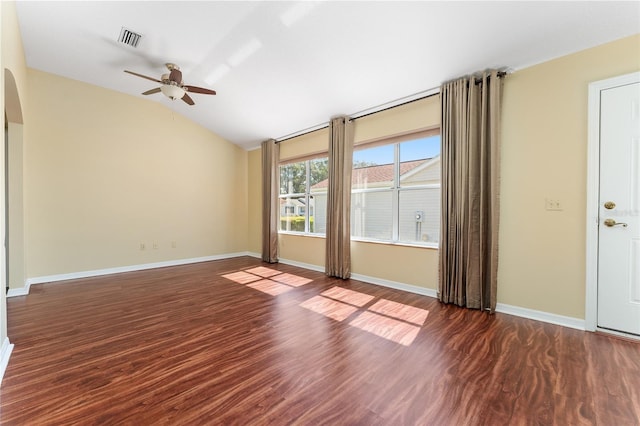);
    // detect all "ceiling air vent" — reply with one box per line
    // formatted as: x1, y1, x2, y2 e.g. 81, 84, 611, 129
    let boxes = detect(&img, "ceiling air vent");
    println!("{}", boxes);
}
118, 27, 142, 48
